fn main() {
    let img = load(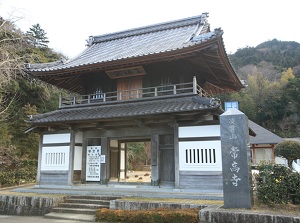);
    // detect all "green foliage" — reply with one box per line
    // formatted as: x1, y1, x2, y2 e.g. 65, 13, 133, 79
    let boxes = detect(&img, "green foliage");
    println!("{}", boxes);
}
275, 141, 300, 168
285, 78, 300, 107
256, 95, 286, 131
0, 160, 37, 187
223, 91, 256, 120
26, 23, 49, 48
287, 172, 300, 204
95, 208, 199, 223
295, 68, 300, 78
127, 142, 151, 170
224, 56, 298, 137
230, 39, 300, 69
256, 164, 300, 205
0, 17, 63, 160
